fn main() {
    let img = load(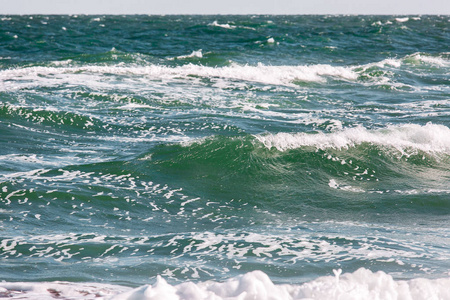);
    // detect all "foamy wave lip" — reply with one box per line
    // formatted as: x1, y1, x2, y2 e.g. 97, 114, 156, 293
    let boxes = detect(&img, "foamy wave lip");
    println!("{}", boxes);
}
208, 21, 237, 29
2, 52, 447, 90
0, 62, 358, 91
406, 52, 450, 67
116, 103, 156, 110
113, 268, 449, 300
395, 17, 410, 23
168, 50, 203, 60
356, 52, 449, 86
184, 63, 358, 84
255, 123, 450, 155
0, 269, 449, 299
